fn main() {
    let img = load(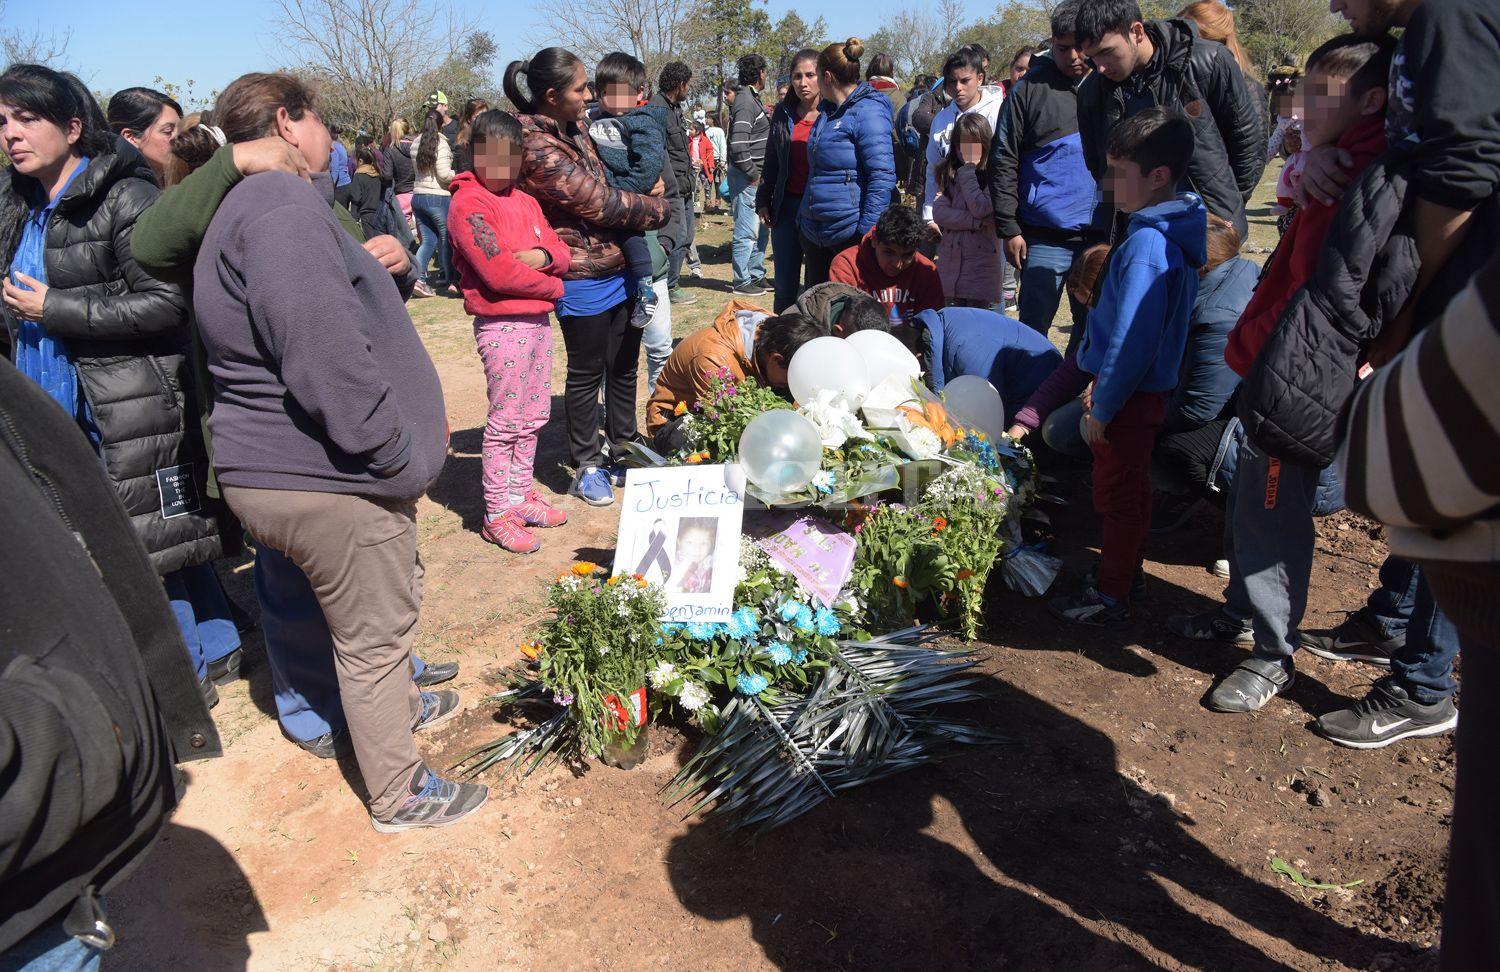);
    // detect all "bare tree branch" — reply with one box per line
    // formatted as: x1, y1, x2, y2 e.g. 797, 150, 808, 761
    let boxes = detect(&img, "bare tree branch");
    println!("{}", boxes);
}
1, 0, 71, 68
